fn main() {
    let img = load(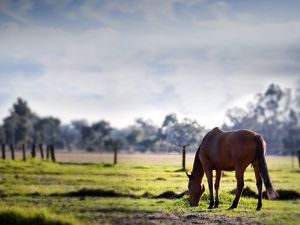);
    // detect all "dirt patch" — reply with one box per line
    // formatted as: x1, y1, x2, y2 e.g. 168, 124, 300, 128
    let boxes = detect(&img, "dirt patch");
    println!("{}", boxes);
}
94, 212, 263, 225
